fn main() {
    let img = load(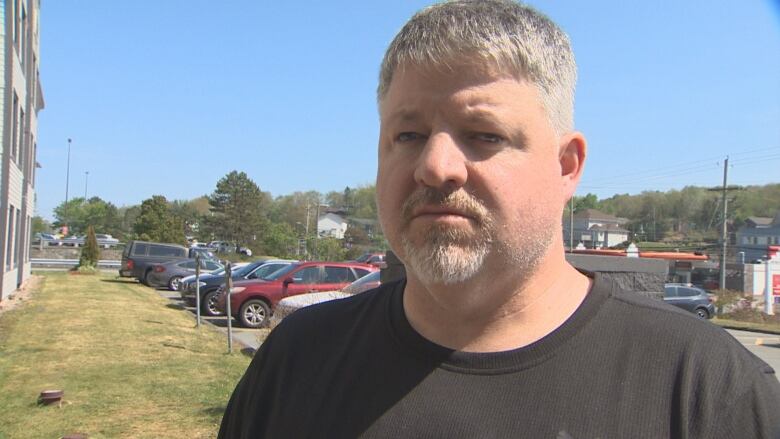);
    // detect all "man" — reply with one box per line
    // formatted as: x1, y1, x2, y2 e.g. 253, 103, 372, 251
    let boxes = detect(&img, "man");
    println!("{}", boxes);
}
220, 1, 780, 437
